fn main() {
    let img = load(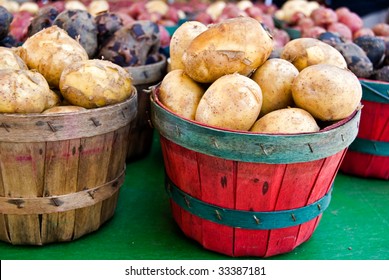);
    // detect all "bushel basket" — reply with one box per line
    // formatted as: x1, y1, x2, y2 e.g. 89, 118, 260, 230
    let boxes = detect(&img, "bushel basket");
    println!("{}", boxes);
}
151, 88, 360, 257
340, 79, 389, 180
125, 55, 167, 161
0, 90, 137, 245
